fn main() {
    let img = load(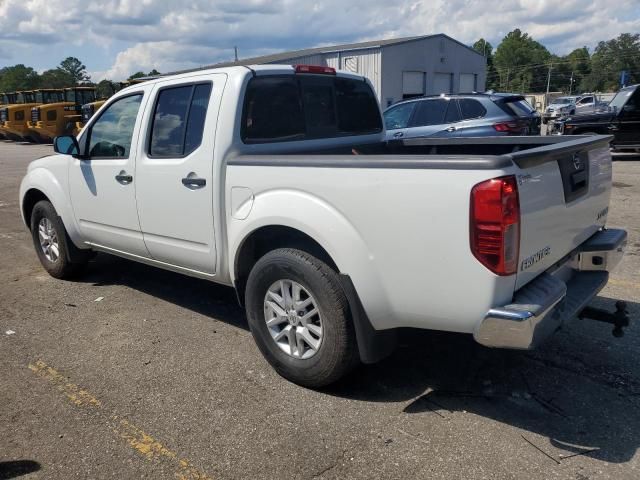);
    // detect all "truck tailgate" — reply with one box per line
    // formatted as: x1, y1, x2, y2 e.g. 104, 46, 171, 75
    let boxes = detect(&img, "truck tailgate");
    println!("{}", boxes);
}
513, 136, 613, 290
